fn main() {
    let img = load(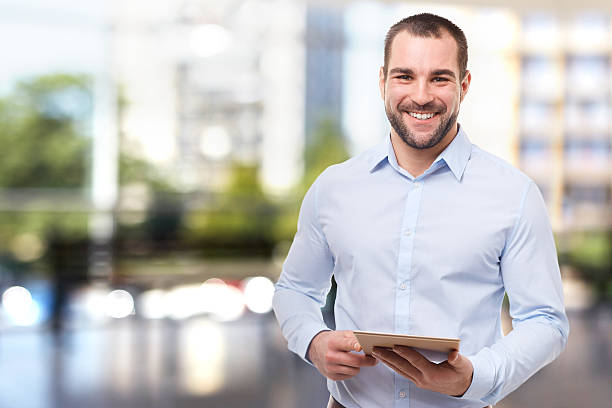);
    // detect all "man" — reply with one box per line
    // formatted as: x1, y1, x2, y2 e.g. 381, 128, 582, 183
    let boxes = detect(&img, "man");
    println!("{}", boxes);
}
273, 13, 569, 408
